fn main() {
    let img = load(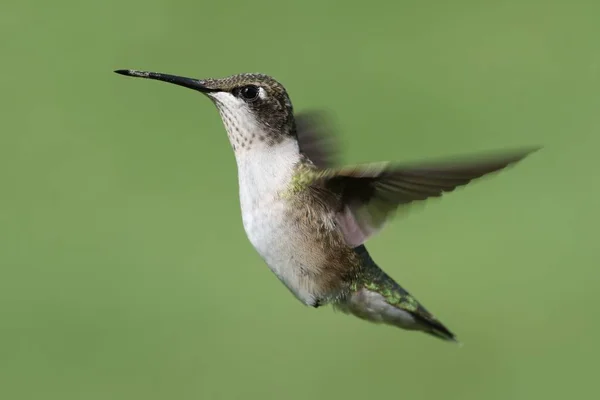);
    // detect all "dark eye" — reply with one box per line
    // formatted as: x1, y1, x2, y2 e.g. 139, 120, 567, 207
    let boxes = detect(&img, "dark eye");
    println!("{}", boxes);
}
239, 85, 259, 101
